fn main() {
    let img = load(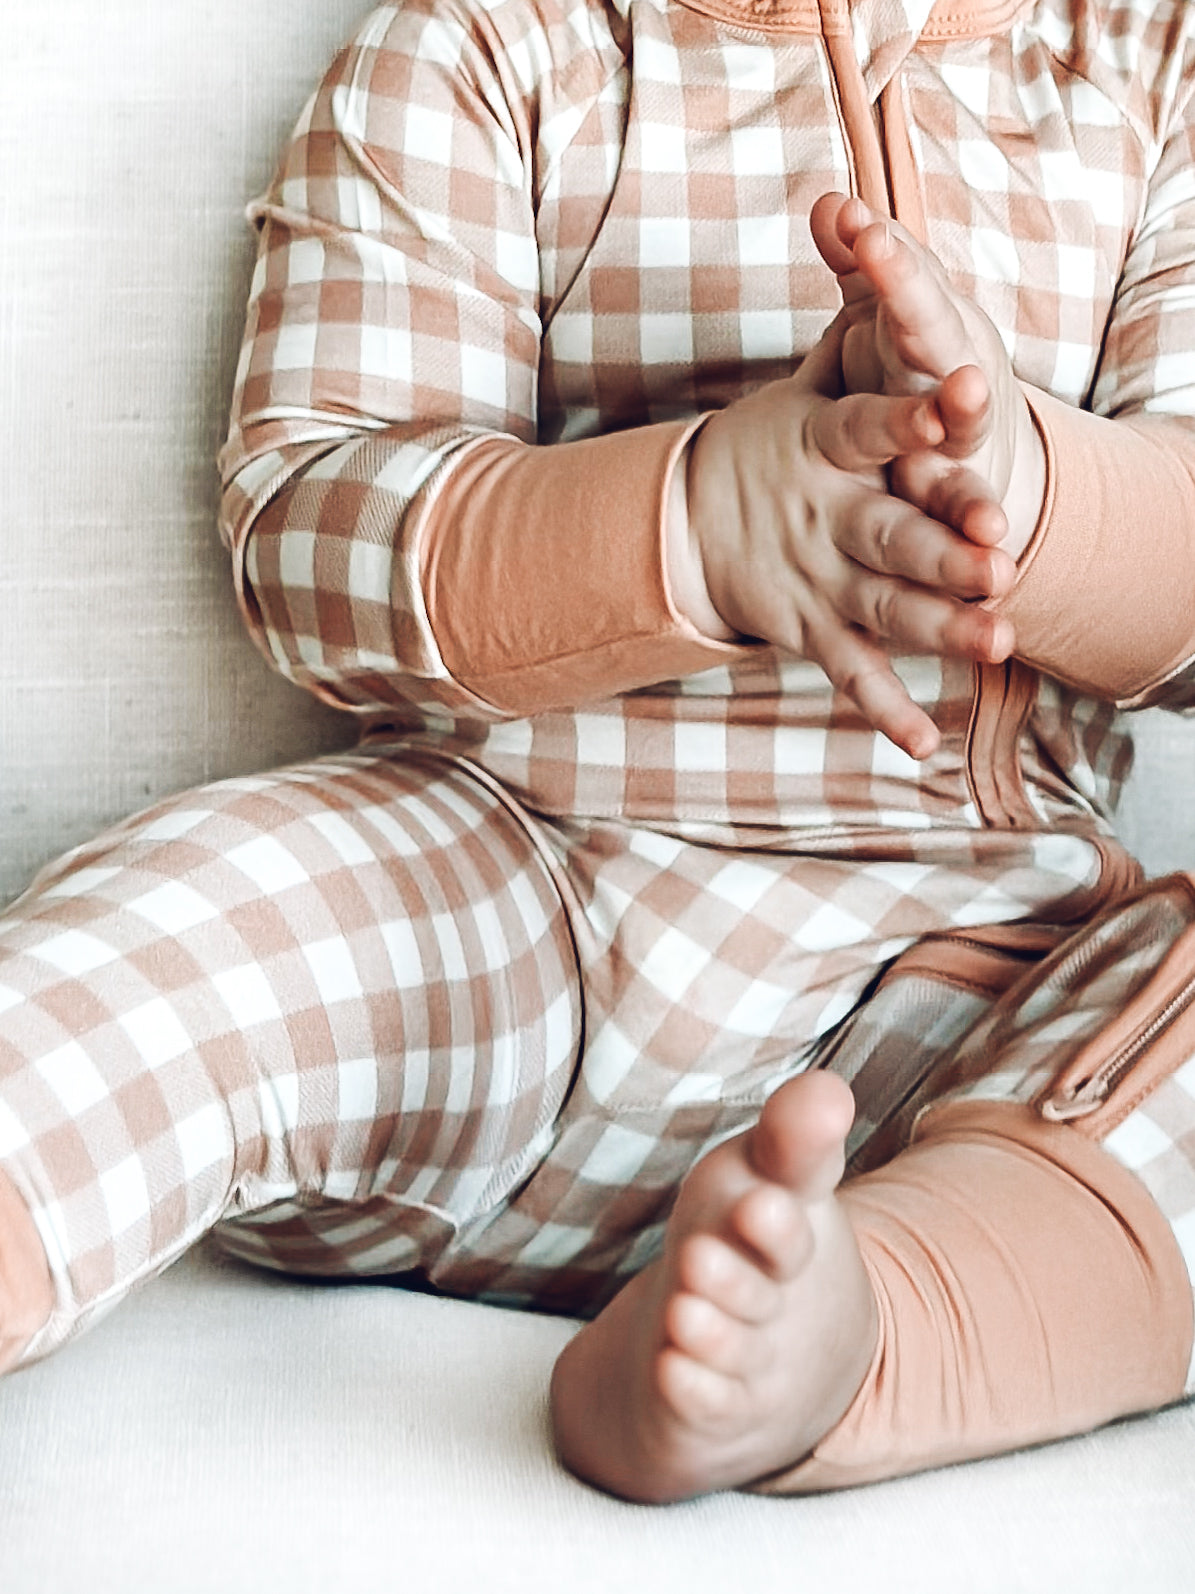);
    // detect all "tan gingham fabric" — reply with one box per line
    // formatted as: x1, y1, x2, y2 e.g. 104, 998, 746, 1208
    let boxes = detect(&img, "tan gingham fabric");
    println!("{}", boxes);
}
0, 739, 1114, 1355
206, 0, 1195, 1324
0, 752, 581, 1359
